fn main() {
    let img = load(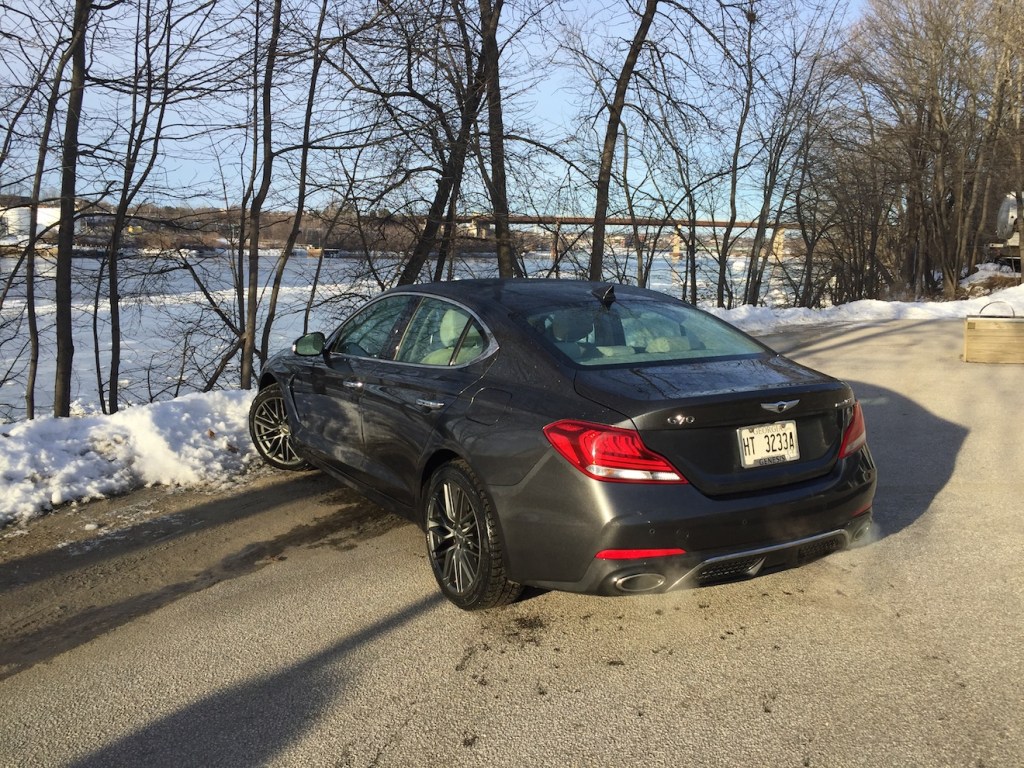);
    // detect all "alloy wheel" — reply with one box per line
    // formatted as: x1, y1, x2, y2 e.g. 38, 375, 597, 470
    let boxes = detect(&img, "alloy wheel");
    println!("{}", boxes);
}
427, 479, 482, 596
249, 386, 306, 470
